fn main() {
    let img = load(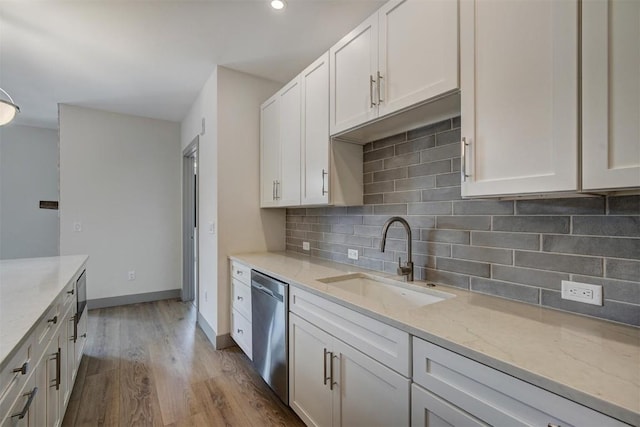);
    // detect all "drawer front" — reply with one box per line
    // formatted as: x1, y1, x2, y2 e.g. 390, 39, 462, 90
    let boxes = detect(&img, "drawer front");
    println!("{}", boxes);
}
231, 279, 251, 320
32, 302, 60, 365
411, 383, 487, 427
230, 260, 251, 285
60, 280, 75, 313
0, 339, 32, 419
0, 372, 37, 427
231, 309, 252, 360
290, 286, 410, 376
412, 337, 629, 427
